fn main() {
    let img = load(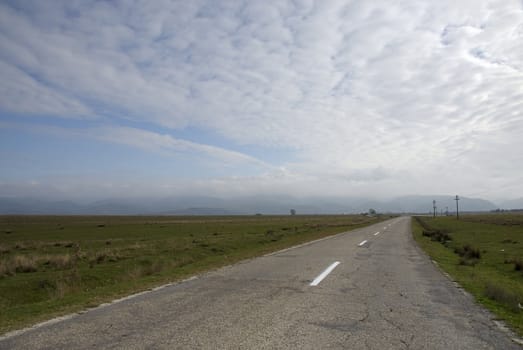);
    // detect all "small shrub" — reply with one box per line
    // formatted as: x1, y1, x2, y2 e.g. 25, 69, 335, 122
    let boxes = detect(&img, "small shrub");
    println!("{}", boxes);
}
506, 258, 523, 271
454, 244, 481, 260
423, 230, 451, 243
484, 282, 521, 313
515, 259, 523, 271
